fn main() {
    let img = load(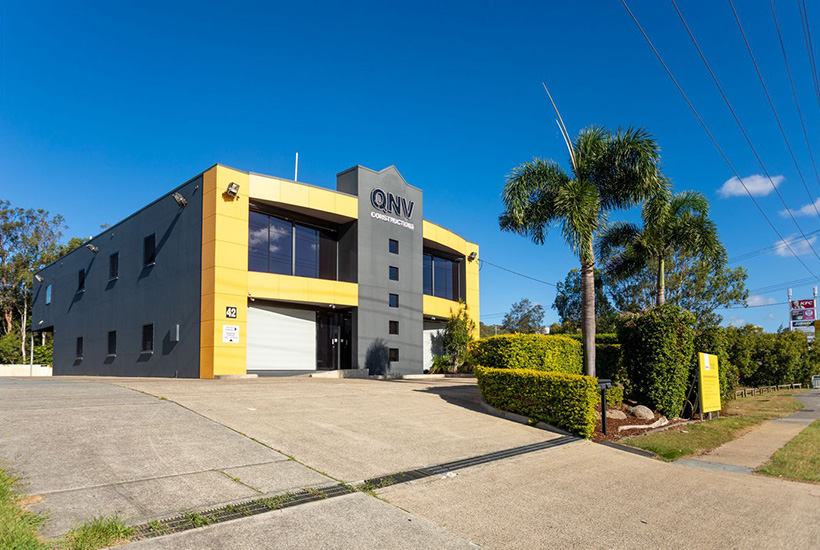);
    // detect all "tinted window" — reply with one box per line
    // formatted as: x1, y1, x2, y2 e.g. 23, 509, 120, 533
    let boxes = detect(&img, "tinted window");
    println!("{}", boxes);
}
248, 211, 269, 272
109, 253, 119, 280
76, 337, 83, 359
269, 216, 293, 275
77, 269, 85, 292
389, 266, 399, 281
45, 285, 52, 305
294, 225, 319, 278
319, 230, 337, 280
144, 234, 156, 266
389, 293, 399, 308
108, 331, 117, 355
423, 254, 433, 295
389, 239, 399, 254
389, 348, 399, 362
433, 256, 454, 299
389, 321, 399, 335
142, 324, 154, 352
